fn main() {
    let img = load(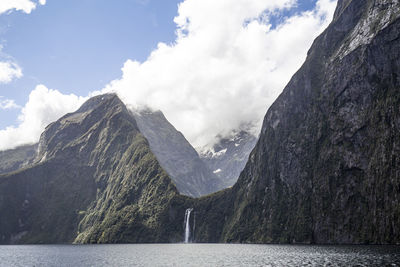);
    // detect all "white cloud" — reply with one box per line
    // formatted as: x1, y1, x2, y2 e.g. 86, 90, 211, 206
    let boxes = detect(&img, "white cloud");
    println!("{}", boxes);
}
0, 0, 36, 14
0, 61, 22, 83
0, 0, 47, 81
0, 0, 337, 152
0, 85, 87, 151
0, 97, 21, 109
0, 0, 46, 15
104, 0, 337, 149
